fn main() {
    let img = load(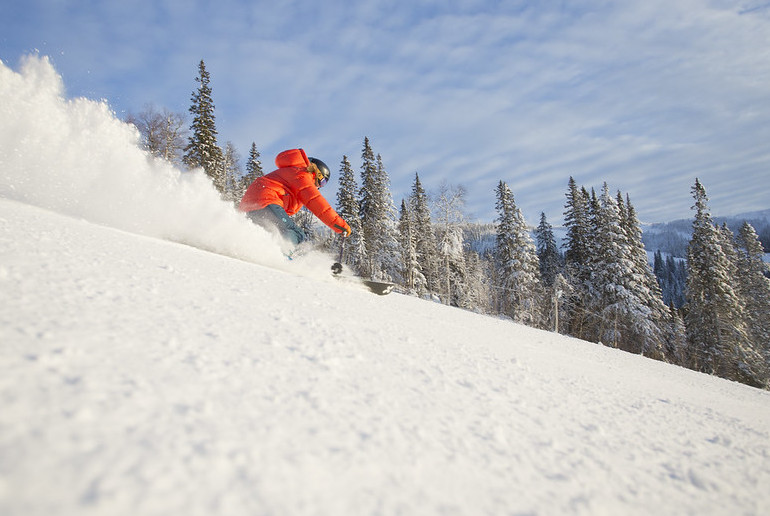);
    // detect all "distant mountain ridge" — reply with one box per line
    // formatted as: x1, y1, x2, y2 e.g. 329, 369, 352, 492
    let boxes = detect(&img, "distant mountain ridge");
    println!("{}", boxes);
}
641, 208, 770, 257
464, 209, 770, 260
